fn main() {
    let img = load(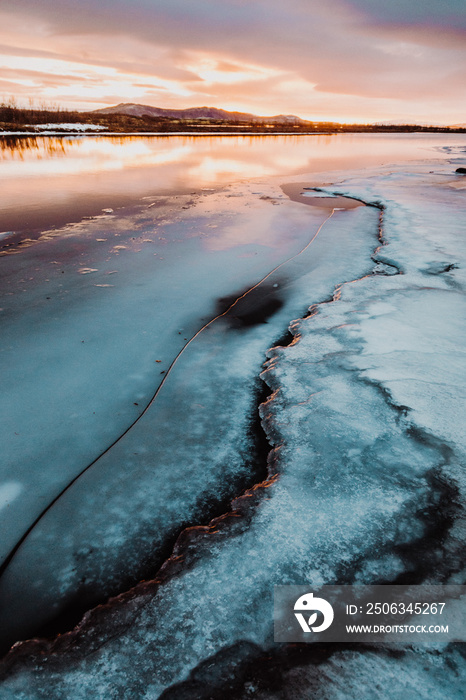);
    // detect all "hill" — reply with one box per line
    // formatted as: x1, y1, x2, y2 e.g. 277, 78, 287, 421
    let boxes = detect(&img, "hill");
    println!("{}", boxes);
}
92, 103, 309, 124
